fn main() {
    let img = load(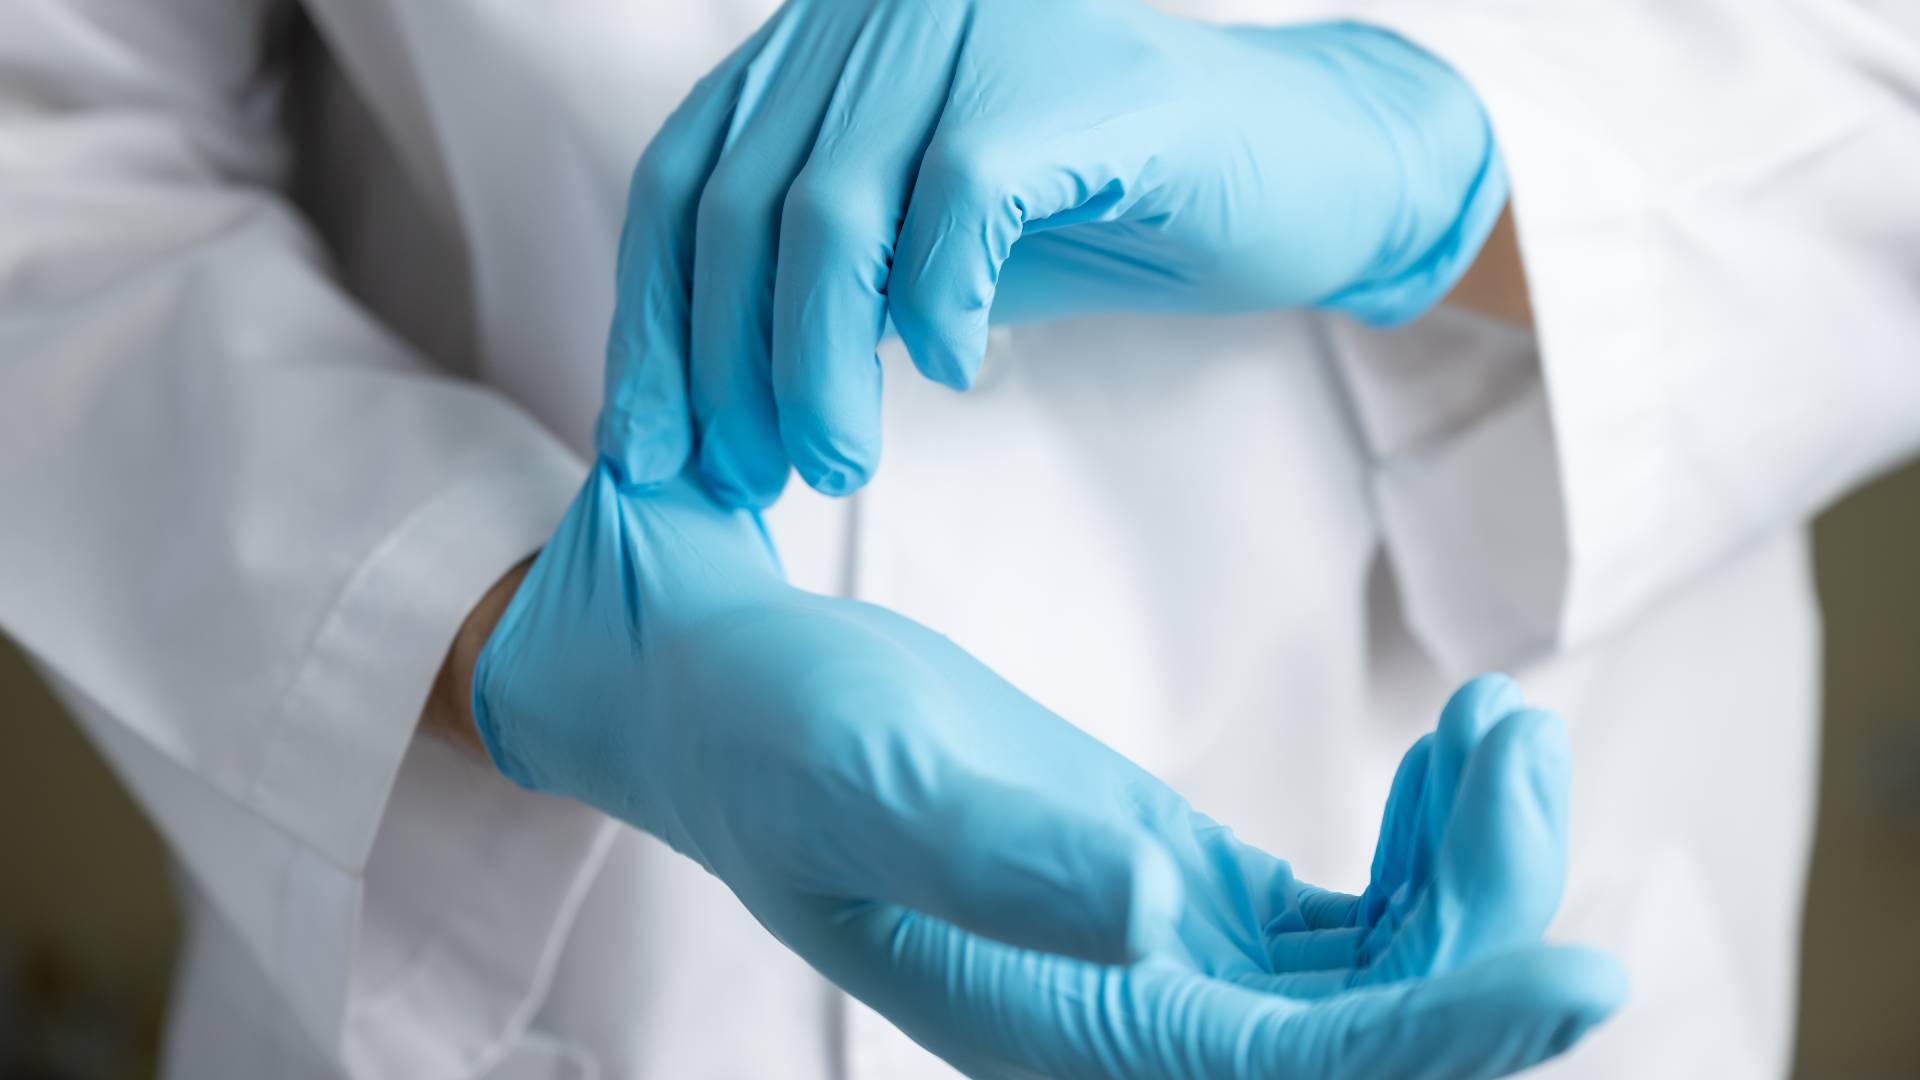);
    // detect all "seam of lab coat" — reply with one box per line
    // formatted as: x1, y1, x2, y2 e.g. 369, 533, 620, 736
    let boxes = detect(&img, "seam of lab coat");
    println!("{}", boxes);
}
247, 442, 582, 874
280, 840, 360, 1061
344, 800, 618, 1080
244, 435, 483, 791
